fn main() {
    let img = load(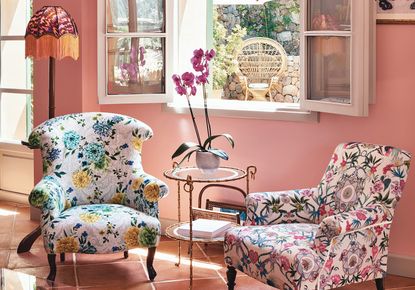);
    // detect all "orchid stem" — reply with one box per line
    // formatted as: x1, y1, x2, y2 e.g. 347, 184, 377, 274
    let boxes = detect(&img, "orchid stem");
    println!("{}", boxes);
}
186, 96, 203, 147
203, 84, 212, 147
